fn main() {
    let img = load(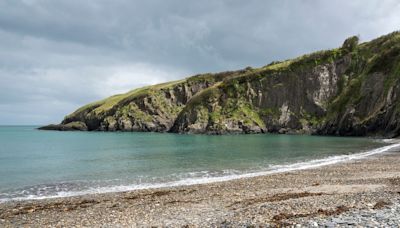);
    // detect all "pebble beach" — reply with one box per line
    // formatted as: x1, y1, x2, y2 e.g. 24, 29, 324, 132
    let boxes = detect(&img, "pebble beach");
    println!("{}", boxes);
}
1, 149, 400, 227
